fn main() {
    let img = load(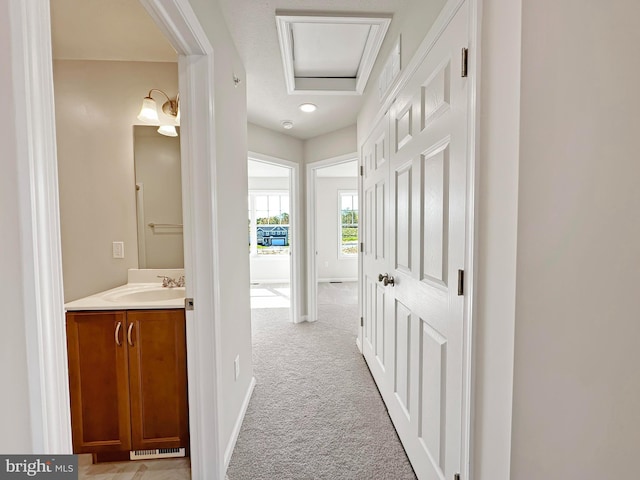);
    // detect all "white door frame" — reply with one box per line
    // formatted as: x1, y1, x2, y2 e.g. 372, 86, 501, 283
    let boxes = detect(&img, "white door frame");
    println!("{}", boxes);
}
248, 152, 302, 323
12, 0, 225, 478
305, 153, 358, 323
